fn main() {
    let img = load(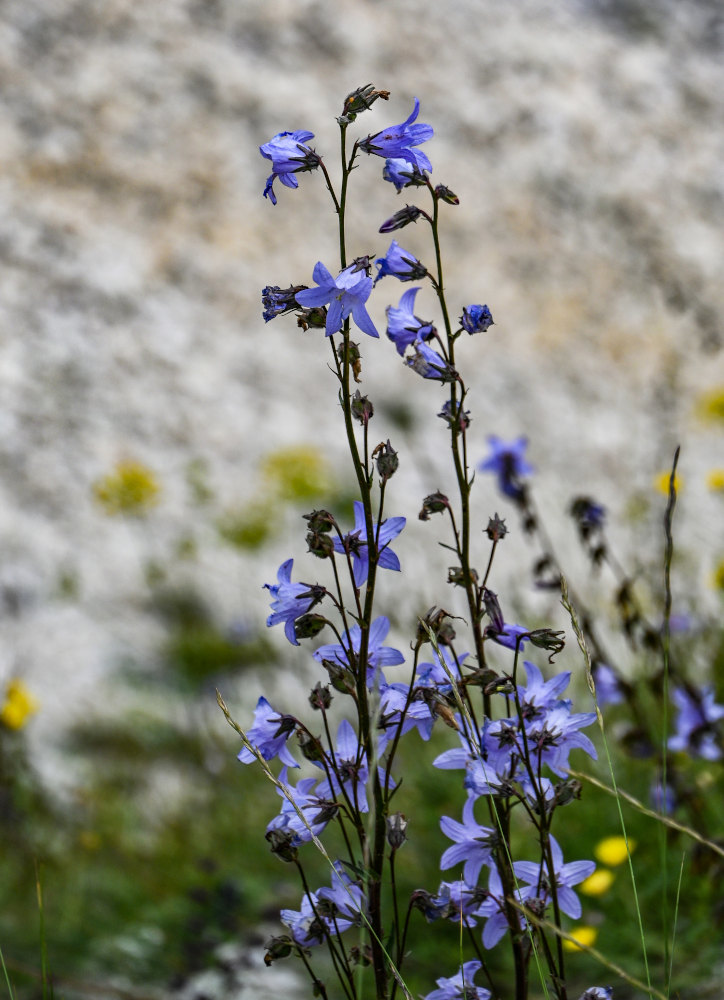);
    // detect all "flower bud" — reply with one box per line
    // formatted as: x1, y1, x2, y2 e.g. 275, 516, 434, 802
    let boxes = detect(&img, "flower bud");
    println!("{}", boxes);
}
309, 681, 332, 711
297, 306, 327, 331
351, 389, 374, 424
303, 509, 336, 533
264, 934, 293, 965
373, 439, 399, 482
419, 491, 449, 521
434, 184, 459, 205
294, 613, 327, 640
321, 658, 355, 696
482, 588, 505, 633
486, 513, 508, 541
554, 778, 583, 806
416, 606, 457, 645
348, 945, 373, 967
340, 341, 363, 382
460, 304, 493, 334
379, 205, 422, 233
386, 812, 409, 850
339, 84, 390, 123
306, 530, 334, 558
297, 728, 325, 763
528, 628, 566, 661
265, 827, 298, 862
